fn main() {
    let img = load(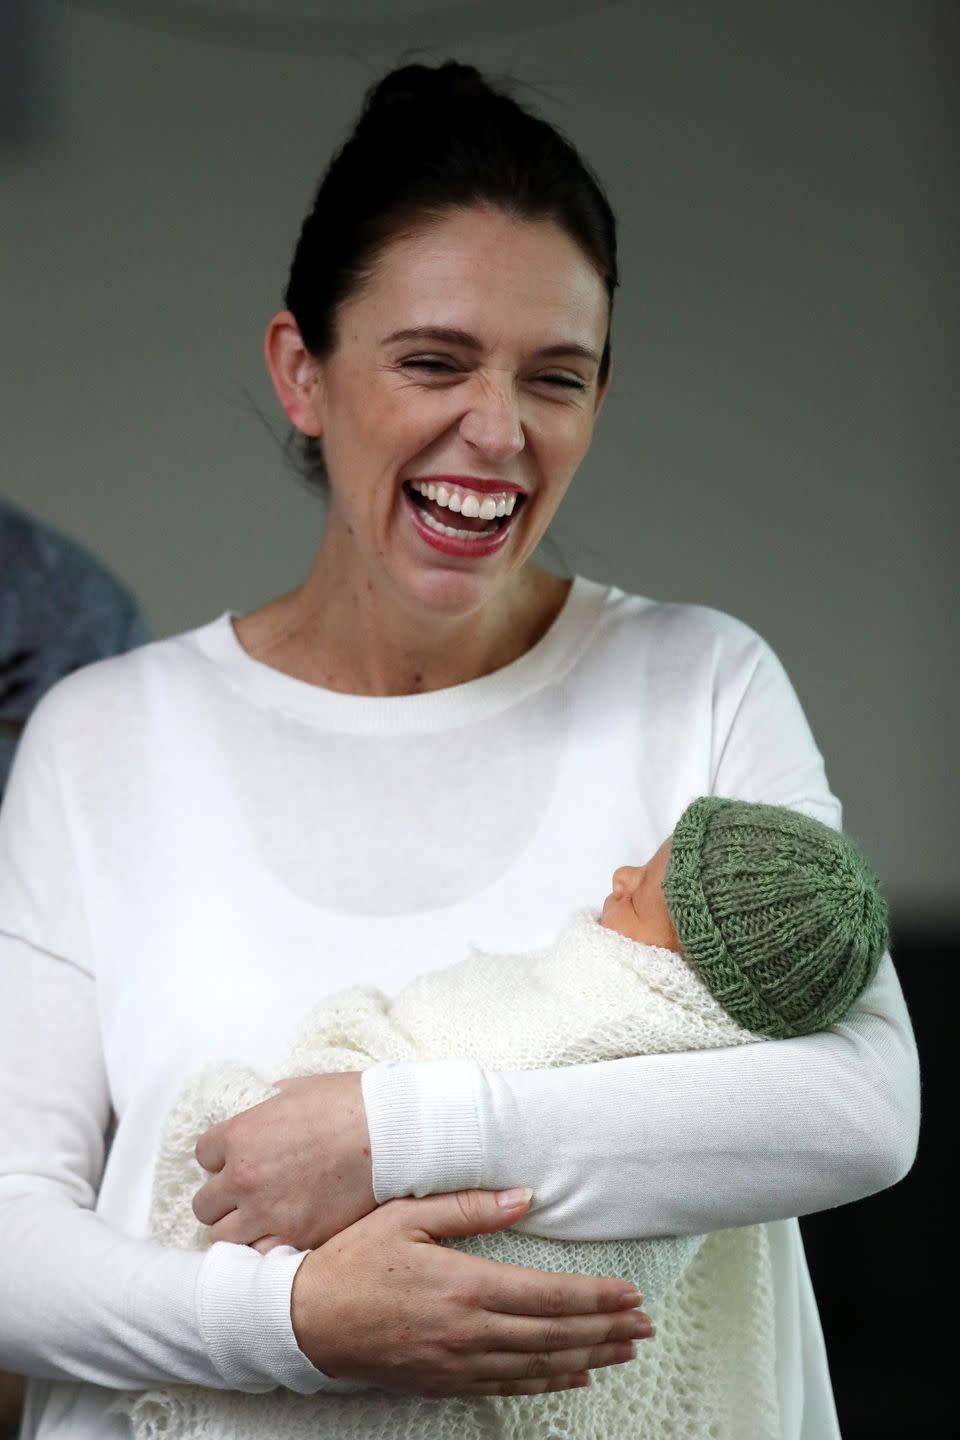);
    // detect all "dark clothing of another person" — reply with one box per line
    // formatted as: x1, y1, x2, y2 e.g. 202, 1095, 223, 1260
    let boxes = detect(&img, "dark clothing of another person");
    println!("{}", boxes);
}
0, 498, 149, 795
